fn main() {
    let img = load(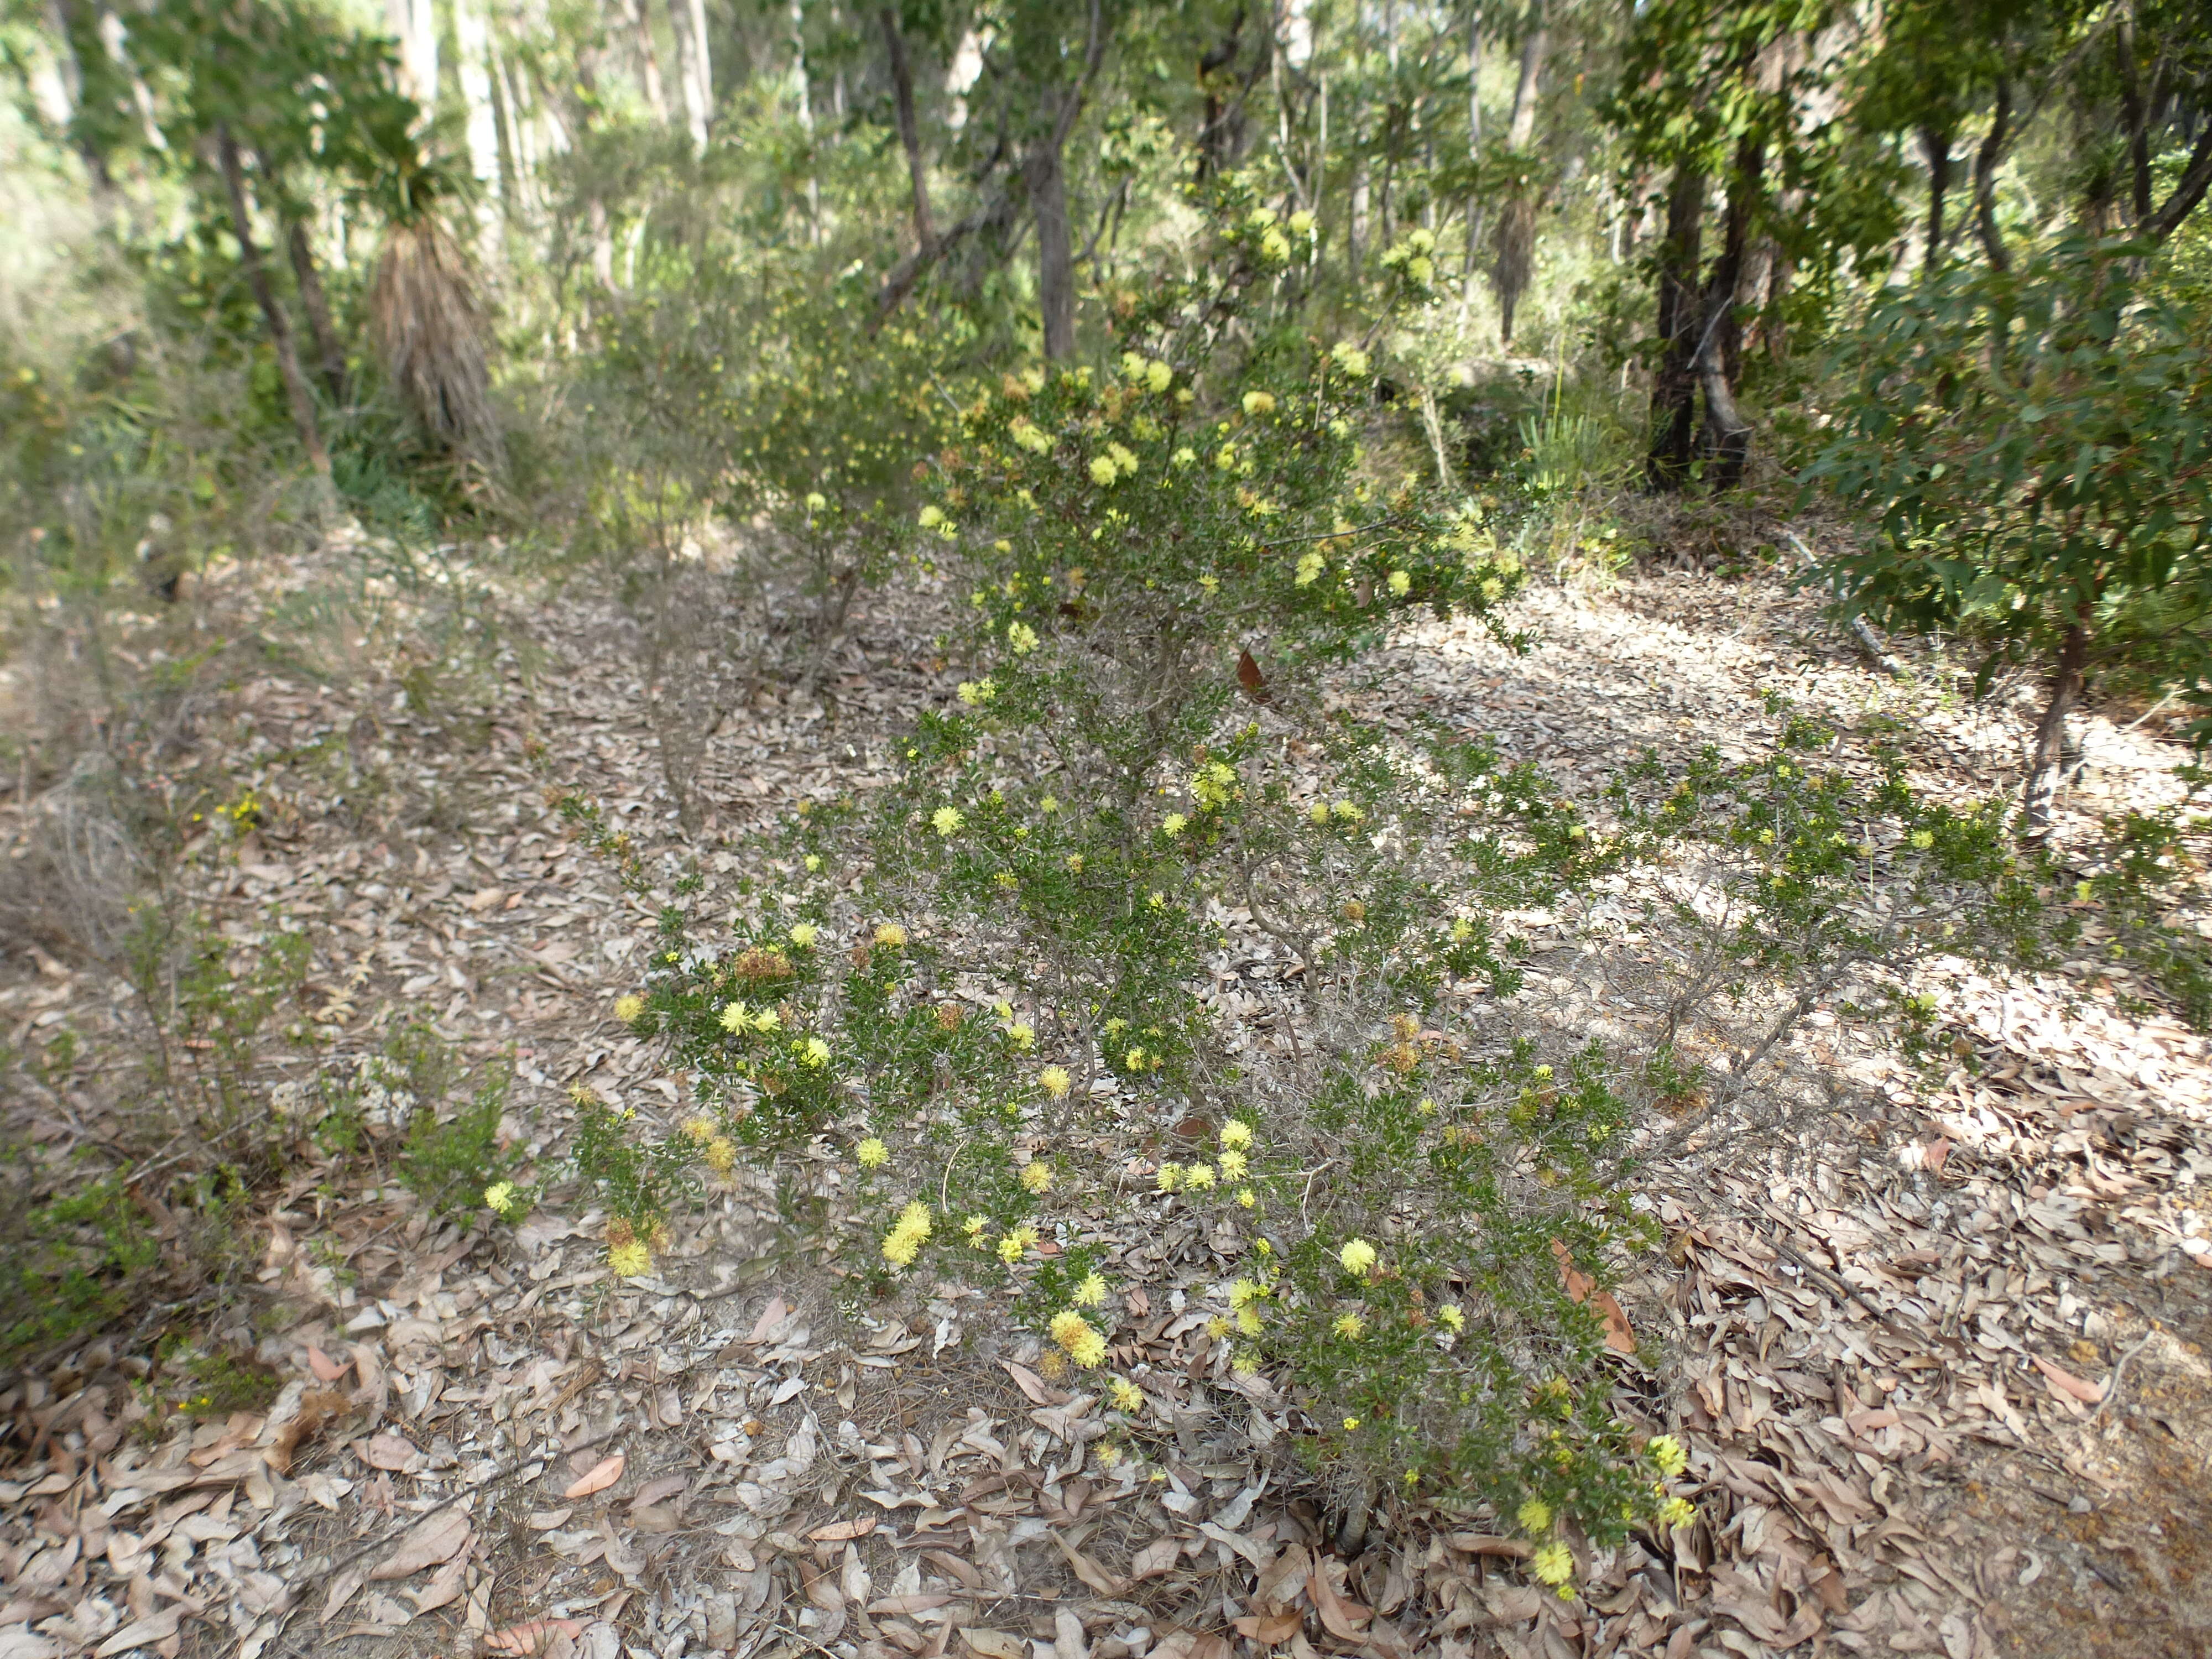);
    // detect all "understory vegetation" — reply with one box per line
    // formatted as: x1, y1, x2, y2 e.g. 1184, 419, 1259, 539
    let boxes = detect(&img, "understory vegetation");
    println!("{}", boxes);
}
5, 0, 2212, 1604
